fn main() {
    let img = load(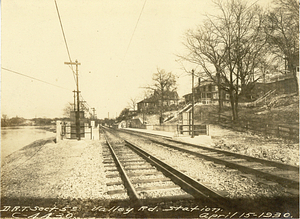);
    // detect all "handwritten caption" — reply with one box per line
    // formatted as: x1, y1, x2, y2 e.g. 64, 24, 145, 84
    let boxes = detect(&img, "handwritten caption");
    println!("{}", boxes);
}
0, 206, 77, 218
0, 205, 293, 218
